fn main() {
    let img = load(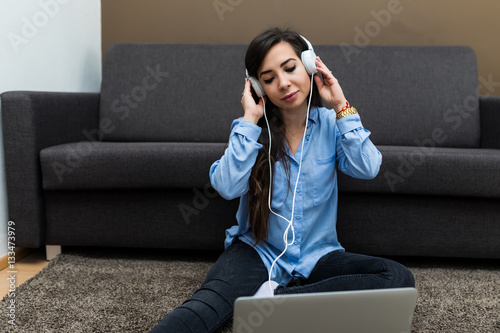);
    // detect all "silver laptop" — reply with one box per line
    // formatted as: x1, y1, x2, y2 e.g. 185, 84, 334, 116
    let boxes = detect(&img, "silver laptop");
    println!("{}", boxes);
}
233, 287, 418, 333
